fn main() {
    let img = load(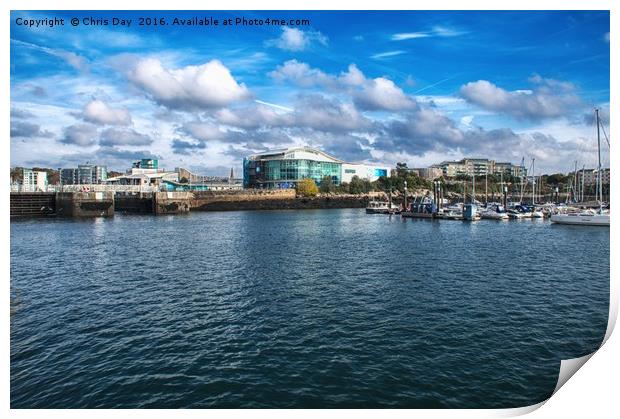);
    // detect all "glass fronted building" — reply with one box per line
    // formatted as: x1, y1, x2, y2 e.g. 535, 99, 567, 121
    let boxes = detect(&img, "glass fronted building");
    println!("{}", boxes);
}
243, 147, 390, 189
